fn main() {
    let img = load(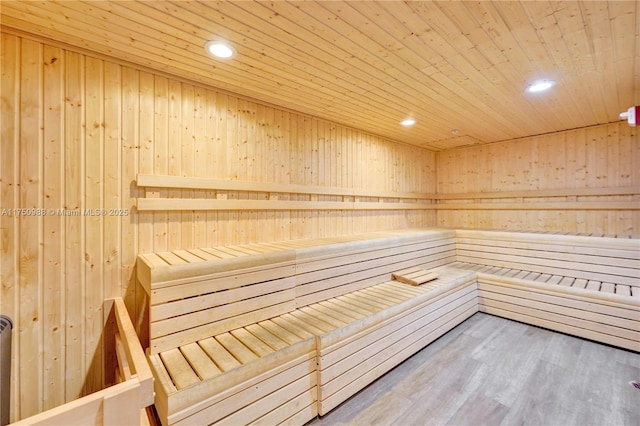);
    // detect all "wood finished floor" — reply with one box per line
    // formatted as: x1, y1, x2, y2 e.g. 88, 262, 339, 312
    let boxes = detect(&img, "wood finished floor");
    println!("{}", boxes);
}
308, 313, 640, 426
